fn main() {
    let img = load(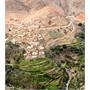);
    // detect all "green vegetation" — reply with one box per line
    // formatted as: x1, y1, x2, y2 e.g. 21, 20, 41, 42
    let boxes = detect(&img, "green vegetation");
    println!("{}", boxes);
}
6, 24, 85, 90
48, 31, 63, 39
6, 57, 69, 89
5, 41, 25, 64
45, 28, 85, 89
